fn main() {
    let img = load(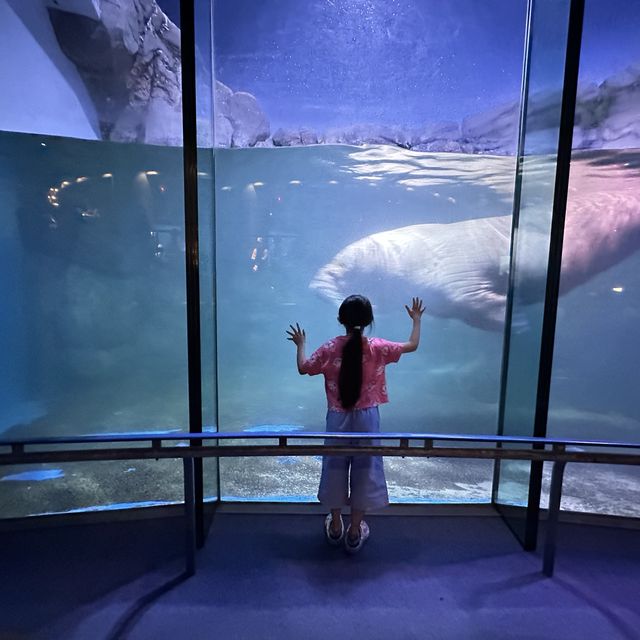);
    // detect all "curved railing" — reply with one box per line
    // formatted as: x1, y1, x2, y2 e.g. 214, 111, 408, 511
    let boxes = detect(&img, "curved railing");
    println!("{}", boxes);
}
2, 430, 639, 577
